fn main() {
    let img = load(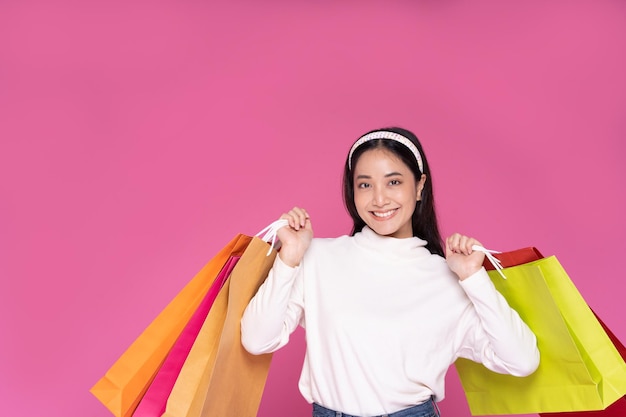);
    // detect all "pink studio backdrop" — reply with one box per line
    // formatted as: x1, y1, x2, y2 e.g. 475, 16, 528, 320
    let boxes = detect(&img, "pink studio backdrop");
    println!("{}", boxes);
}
1, 1, 625, 416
